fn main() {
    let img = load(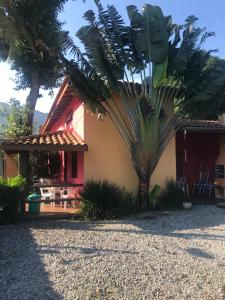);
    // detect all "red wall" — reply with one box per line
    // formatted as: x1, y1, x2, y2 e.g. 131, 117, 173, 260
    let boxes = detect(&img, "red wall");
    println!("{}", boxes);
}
176, 132, 220, 186
48, 97, 84, 185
